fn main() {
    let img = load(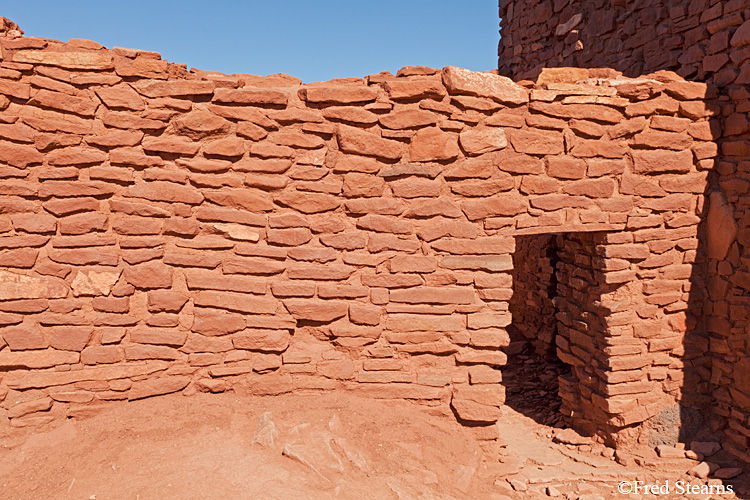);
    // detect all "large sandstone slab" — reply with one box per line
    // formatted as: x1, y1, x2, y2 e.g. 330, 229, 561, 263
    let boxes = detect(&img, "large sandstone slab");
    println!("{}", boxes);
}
71, 270, 121, 297
283, 299, 348, 322
386, 314, 464, 332
194, 291, 278, 314
631, 149, 692, 174
0, 271, 68, 300
128, 376, 191, 401
0, 349, 79, 369
337, 125, 402, 160
4, 362, 169, 389
442, 66, 528, 105
13, 50, 113, 69
451, 384, 505, 422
